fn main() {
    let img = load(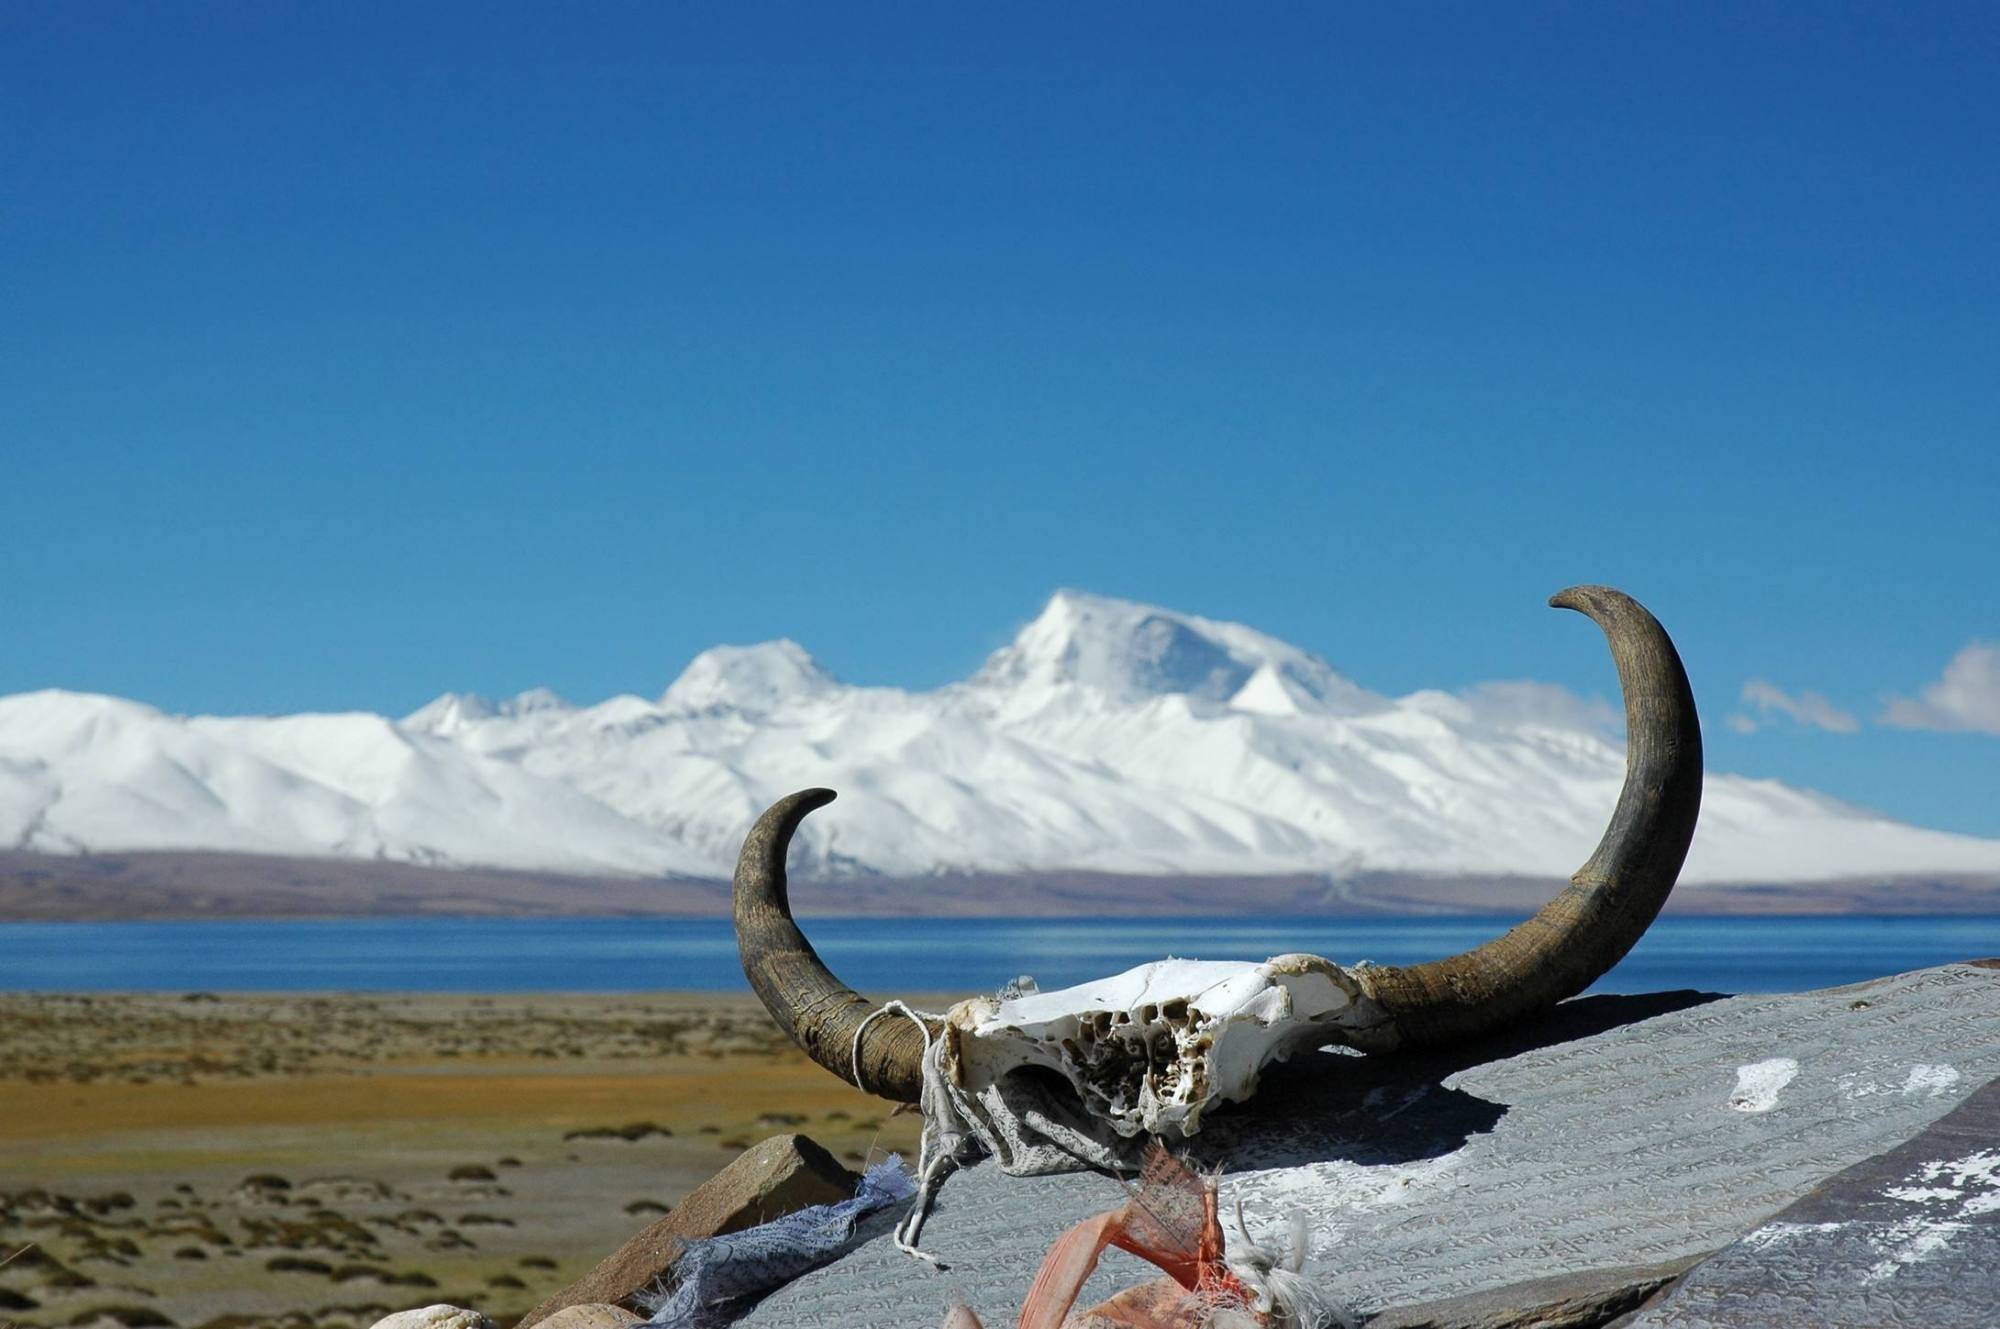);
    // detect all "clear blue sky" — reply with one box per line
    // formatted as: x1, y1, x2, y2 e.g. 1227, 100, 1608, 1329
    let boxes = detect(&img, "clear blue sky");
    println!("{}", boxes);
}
3, 4, 1996, 836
